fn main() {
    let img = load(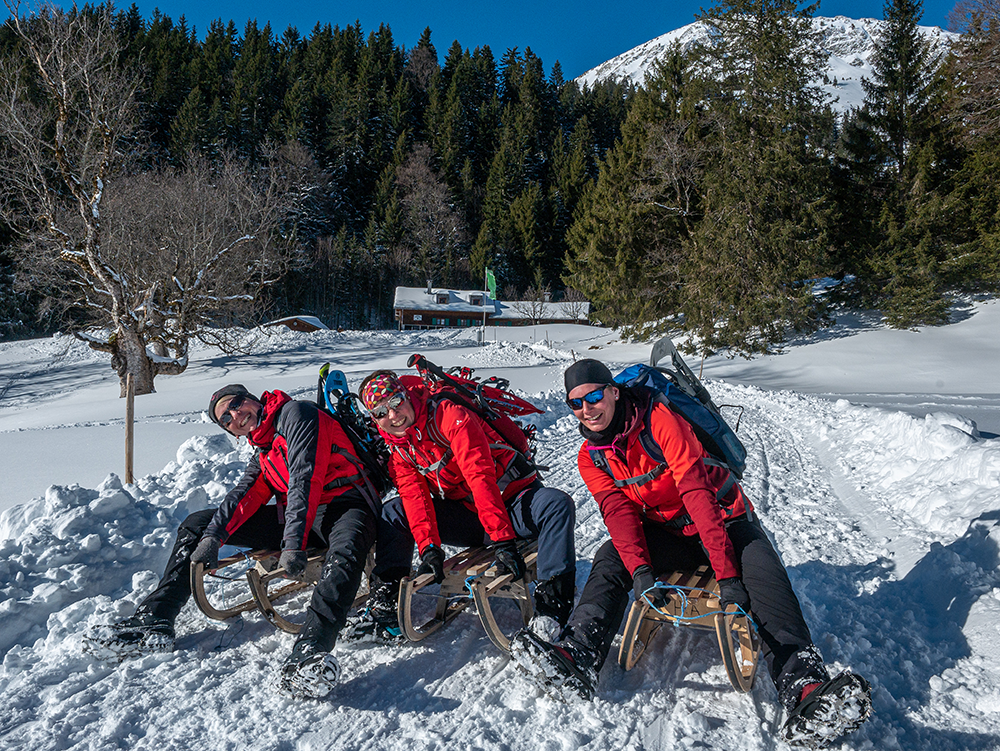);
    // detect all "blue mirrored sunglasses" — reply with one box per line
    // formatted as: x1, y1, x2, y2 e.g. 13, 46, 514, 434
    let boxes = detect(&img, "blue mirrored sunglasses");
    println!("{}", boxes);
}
371, 392, 405, 419
566, 386, 610, 410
